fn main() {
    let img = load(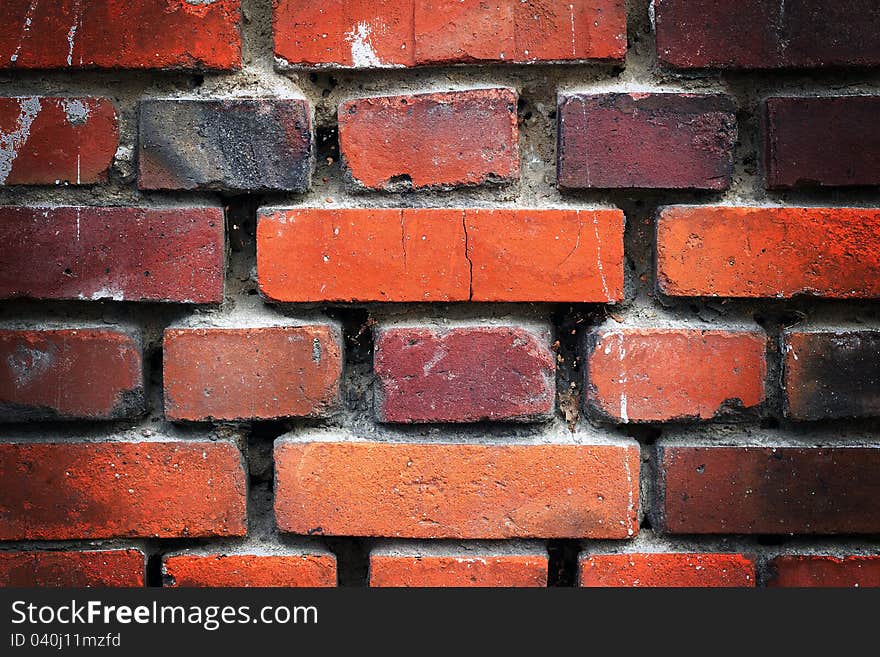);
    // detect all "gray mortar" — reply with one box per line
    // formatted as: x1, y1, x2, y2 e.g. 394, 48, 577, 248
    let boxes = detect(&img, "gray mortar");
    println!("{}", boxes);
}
0, 0, 878, 579
369, 539, 548, 558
